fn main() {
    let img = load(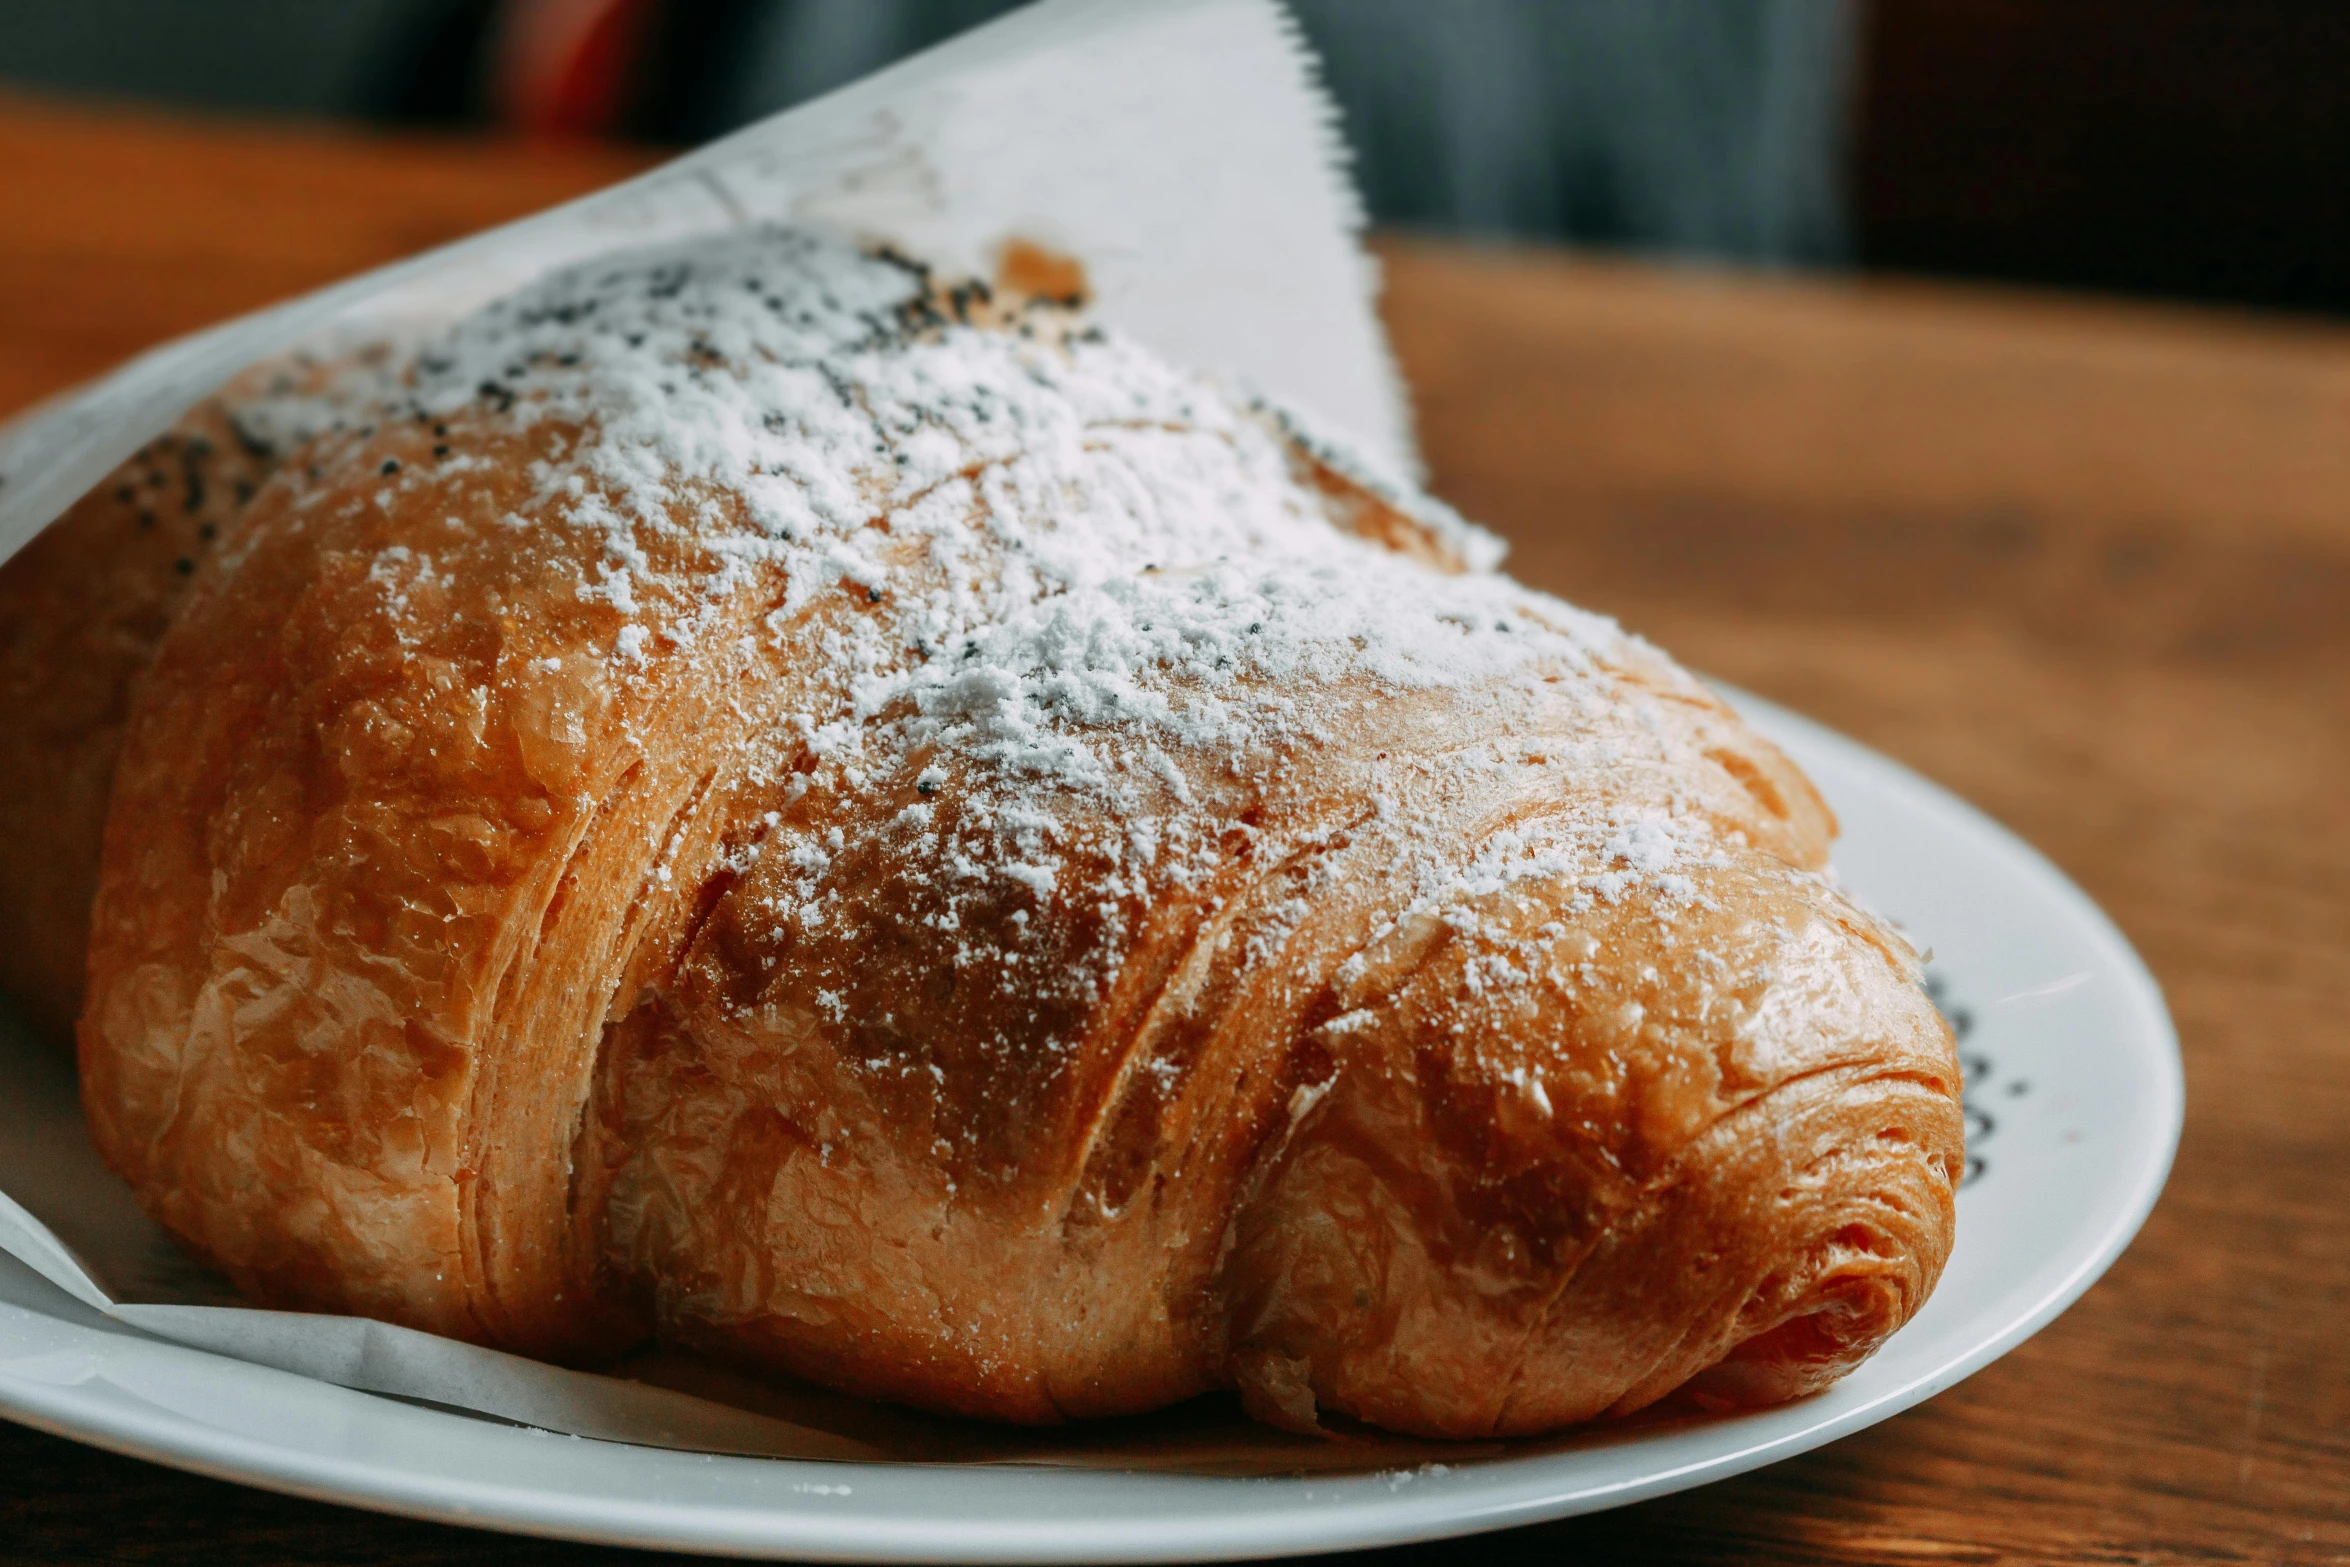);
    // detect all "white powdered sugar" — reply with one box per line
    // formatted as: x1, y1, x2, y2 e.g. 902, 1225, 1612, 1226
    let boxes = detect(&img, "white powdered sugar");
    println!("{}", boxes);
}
216, 347, 413, 463
335, 223, 1729, 1007
1440, 811, 1727, 918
